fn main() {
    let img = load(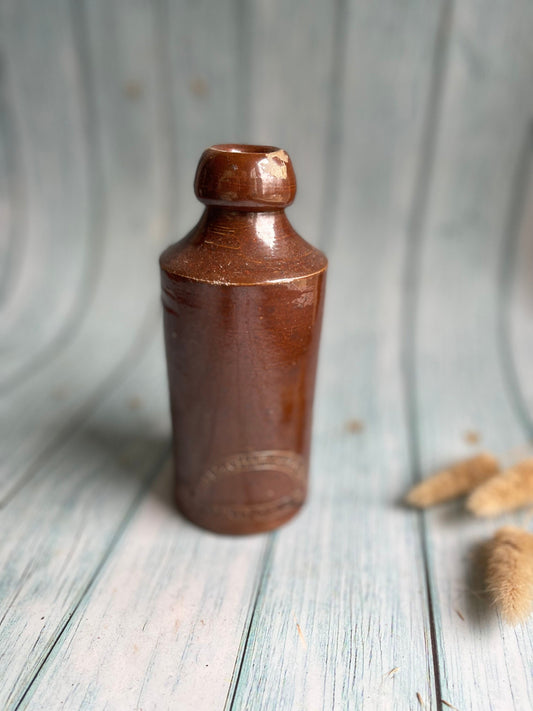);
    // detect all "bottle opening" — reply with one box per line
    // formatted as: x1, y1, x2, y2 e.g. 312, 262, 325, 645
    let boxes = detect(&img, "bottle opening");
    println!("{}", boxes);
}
211, 144, 281, 155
